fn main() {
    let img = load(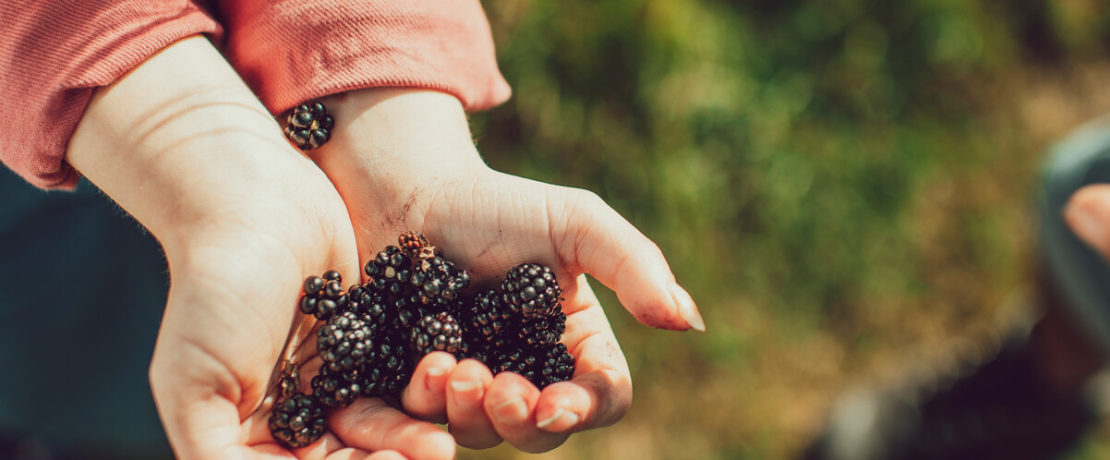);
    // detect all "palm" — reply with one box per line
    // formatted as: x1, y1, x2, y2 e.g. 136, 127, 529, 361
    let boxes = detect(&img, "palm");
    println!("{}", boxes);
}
343, 168, 687, 451
149, 195, 452, 459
